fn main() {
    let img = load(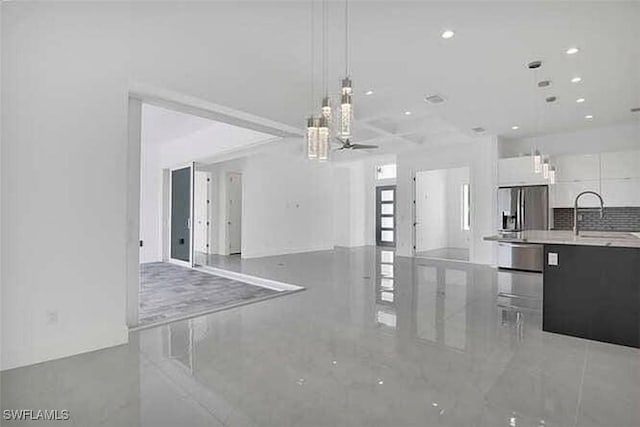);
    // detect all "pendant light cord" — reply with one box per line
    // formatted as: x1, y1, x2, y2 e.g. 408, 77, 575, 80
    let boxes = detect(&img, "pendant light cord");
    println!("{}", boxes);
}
311, 0, 315, 113
344, 0, 349, 77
